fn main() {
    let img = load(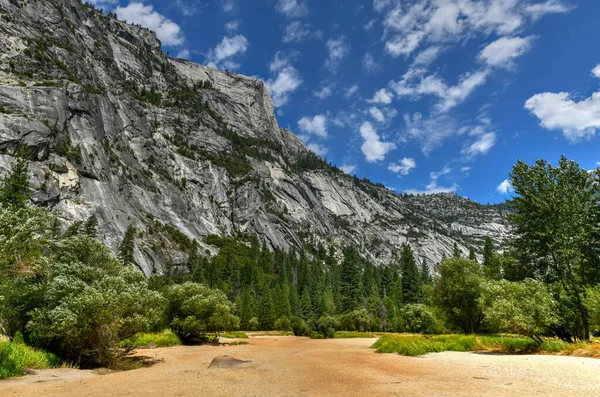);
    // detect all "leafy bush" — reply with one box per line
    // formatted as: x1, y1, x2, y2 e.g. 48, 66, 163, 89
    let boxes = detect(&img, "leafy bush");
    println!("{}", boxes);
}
315, 315, 339, 338
401, 304, 441, 334
480, 279, 558, 346
119, 331, 181, 348
26, 237, 166, 367
290, 316, 310, 336
165, 282, 239, 344
338, 309, 373, 332
274, 316, 292, 332
0, 341, 60, 379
